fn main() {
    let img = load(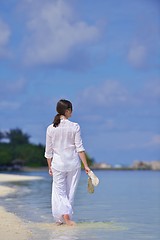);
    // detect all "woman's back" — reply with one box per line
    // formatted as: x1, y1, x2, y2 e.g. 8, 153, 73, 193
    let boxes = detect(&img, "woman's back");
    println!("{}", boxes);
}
45, 119, 85, 171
